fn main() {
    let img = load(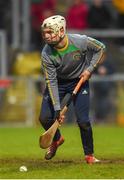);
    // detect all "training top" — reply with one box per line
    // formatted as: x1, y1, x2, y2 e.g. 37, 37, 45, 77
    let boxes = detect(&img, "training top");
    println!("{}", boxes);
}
41, 33, 106, 111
